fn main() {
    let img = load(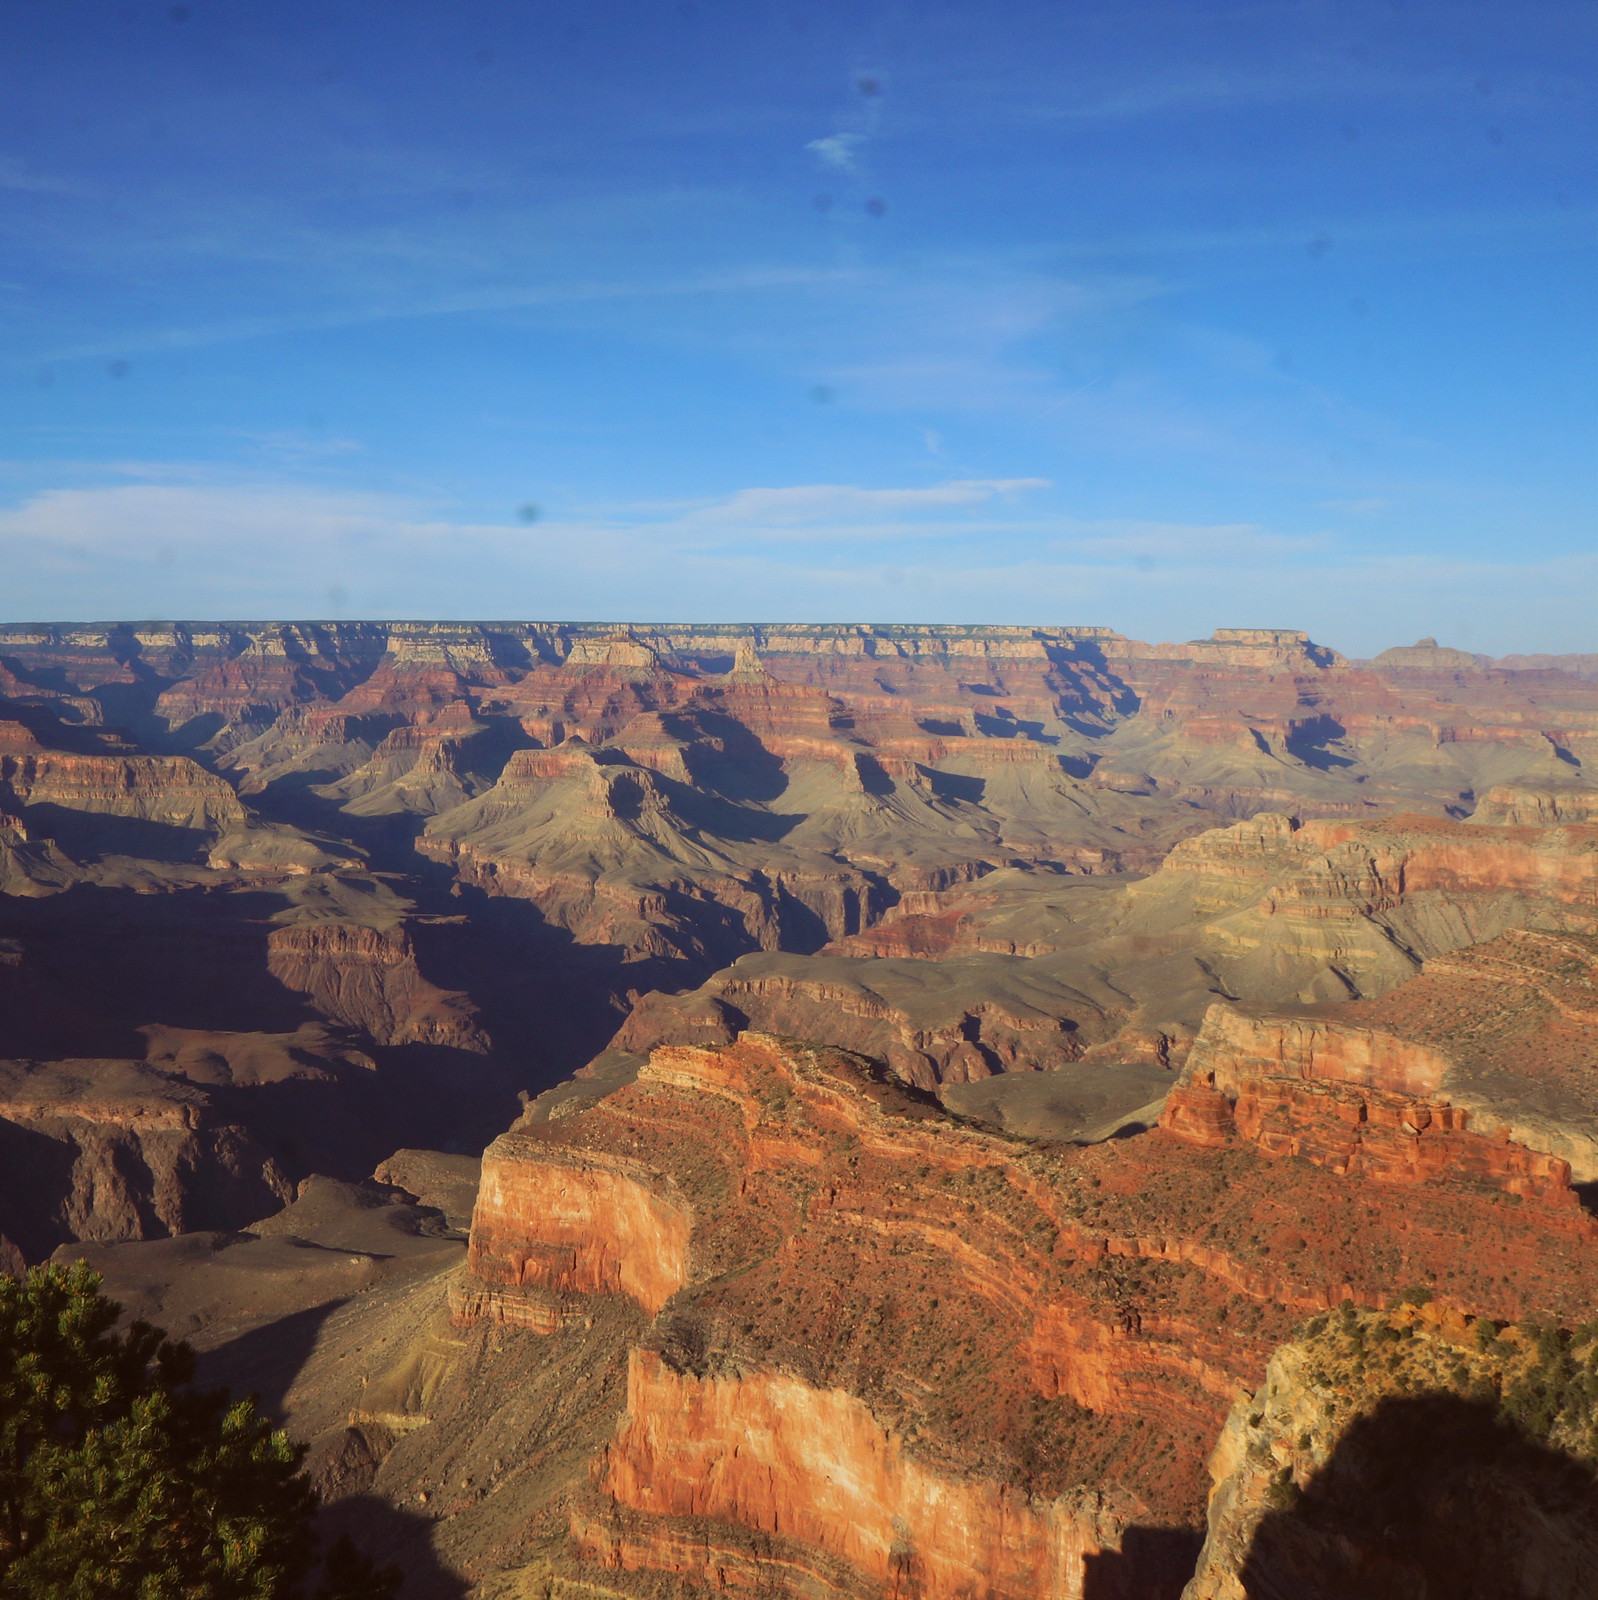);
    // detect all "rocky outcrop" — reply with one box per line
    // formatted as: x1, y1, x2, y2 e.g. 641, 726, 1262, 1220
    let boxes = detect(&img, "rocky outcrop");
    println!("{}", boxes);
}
265, 920, 488, 1051
421, 1030, 1598, 1595
1165, 928, 1598, 1198
1183, 1303, 1598, 1599
0, 718, 246, 857
608, 950, 1115, 1087
0, 1057, 293, 1259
